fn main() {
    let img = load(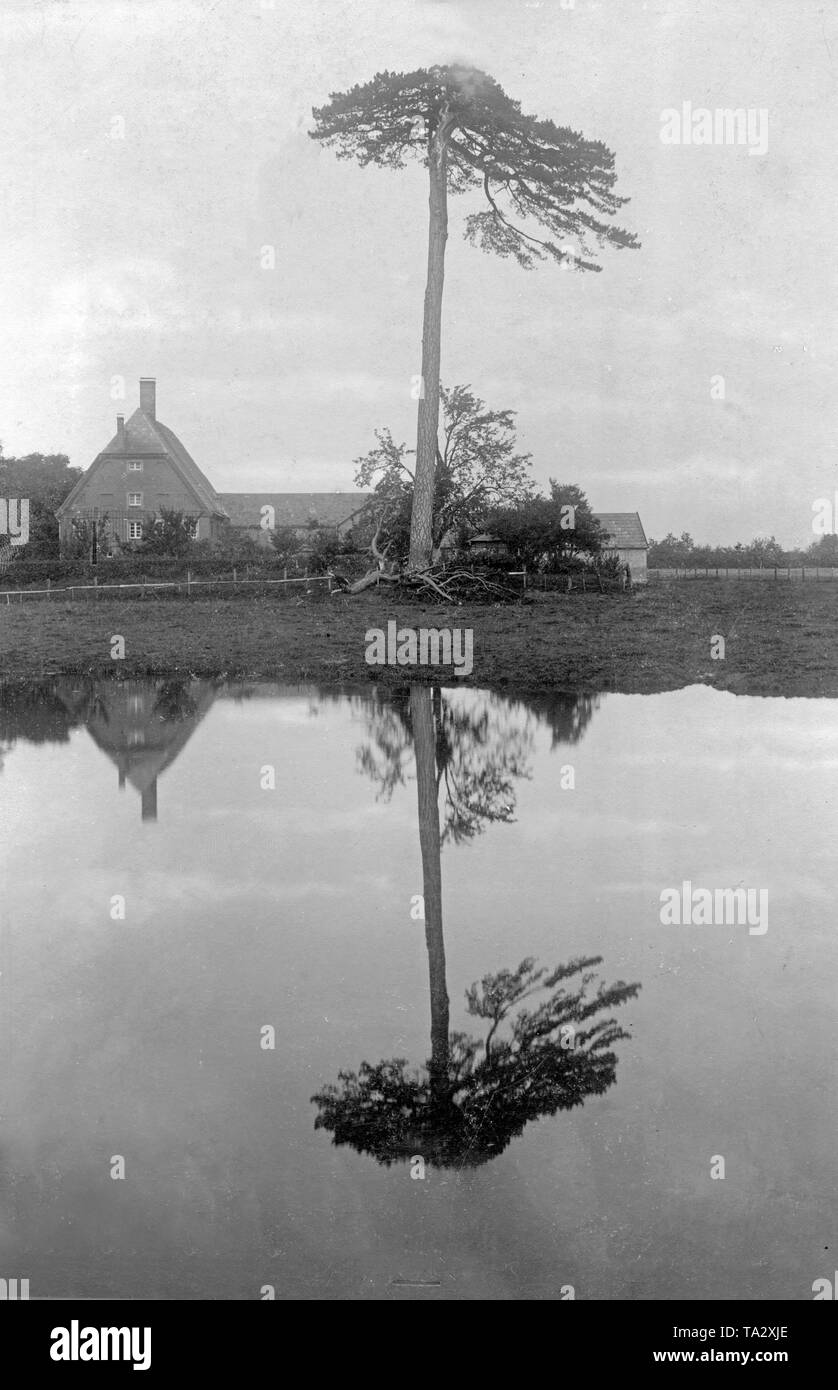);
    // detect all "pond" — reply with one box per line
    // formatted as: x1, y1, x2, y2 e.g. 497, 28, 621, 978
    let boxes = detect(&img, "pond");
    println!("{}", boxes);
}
0, 678, 834, 1299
